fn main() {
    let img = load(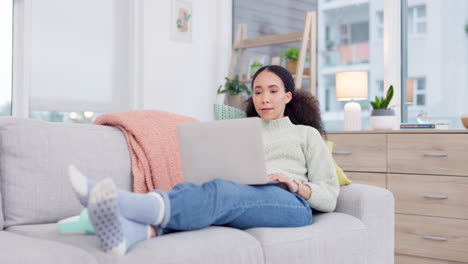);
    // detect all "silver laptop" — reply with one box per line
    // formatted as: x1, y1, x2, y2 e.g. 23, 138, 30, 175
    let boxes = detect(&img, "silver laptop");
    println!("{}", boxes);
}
177, 117, 273, 185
